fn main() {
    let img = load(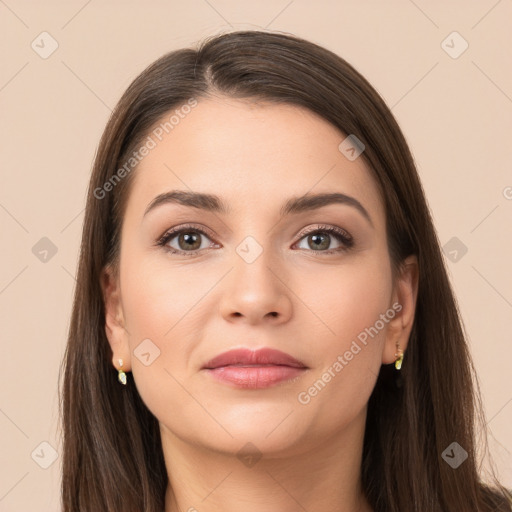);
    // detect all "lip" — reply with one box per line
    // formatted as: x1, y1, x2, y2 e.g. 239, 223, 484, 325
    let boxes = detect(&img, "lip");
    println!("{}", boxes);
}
202, 347, 307, 370
202, 348, 308, 389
